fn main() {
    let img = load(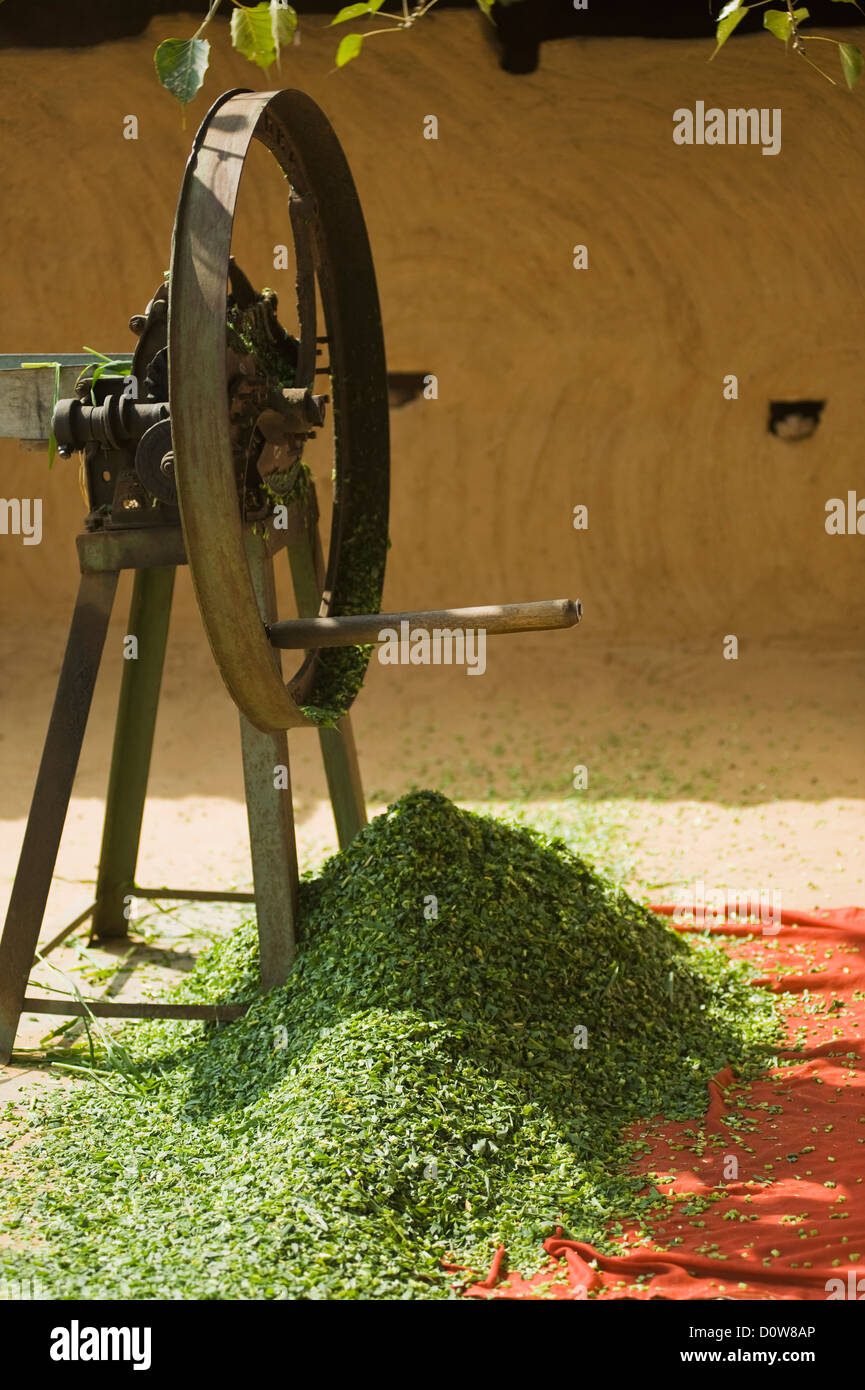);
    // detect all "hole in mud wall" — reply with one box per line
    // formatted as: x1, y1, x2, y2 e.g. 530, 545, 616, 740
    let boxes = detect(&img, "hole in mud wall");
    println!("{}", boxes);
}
767, 399, 826, 442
